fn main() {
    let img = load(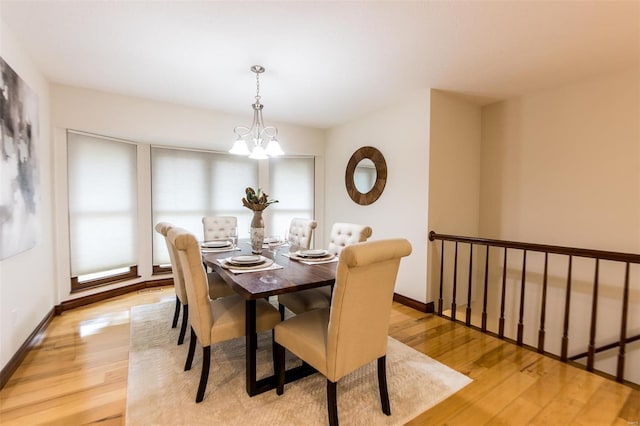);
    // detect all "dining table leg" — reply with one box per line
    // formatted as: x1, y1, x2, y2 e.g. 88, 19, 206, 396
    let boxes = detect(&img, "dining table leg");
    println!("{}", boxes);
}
245, 299, 257, 396
244, 298, 319, 397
